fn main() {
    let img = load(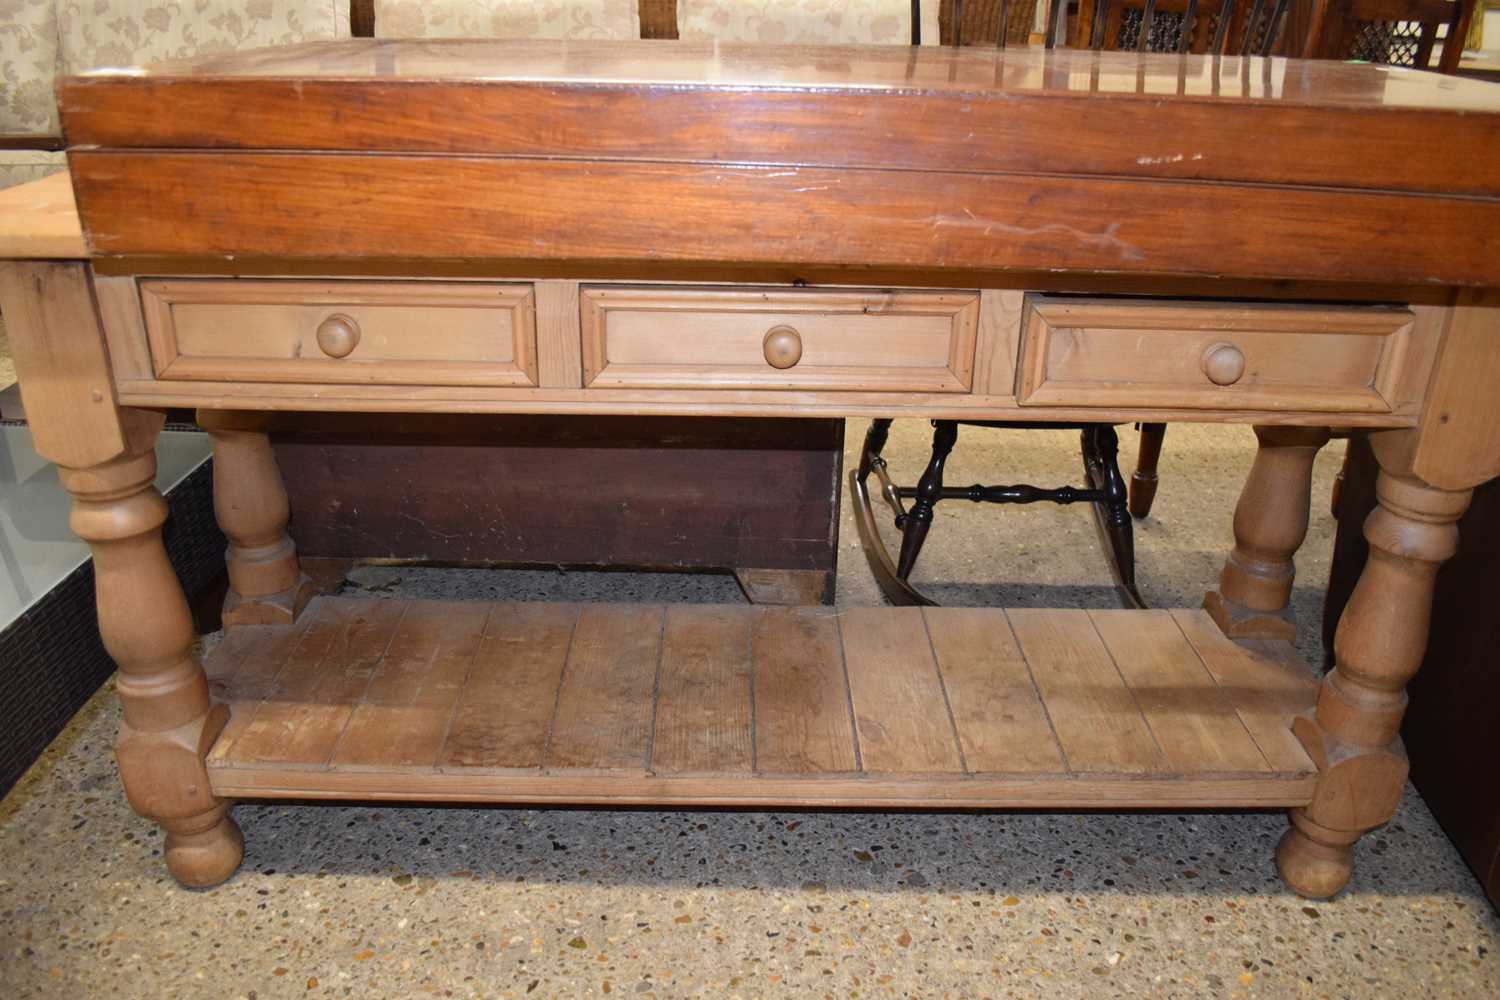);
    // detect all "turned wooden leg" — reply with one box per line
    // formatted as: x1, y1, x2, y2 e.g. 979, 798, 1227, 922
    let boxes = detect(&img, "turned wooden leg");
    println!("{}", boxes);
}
1129, 422, 1166, 519
63, 435, 243, 887
896, 419, 957, 579
0, 262, 241, 887
1277, 464, 1470, 898
1204, 425, 1331, 639
197, 410, 313, 627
